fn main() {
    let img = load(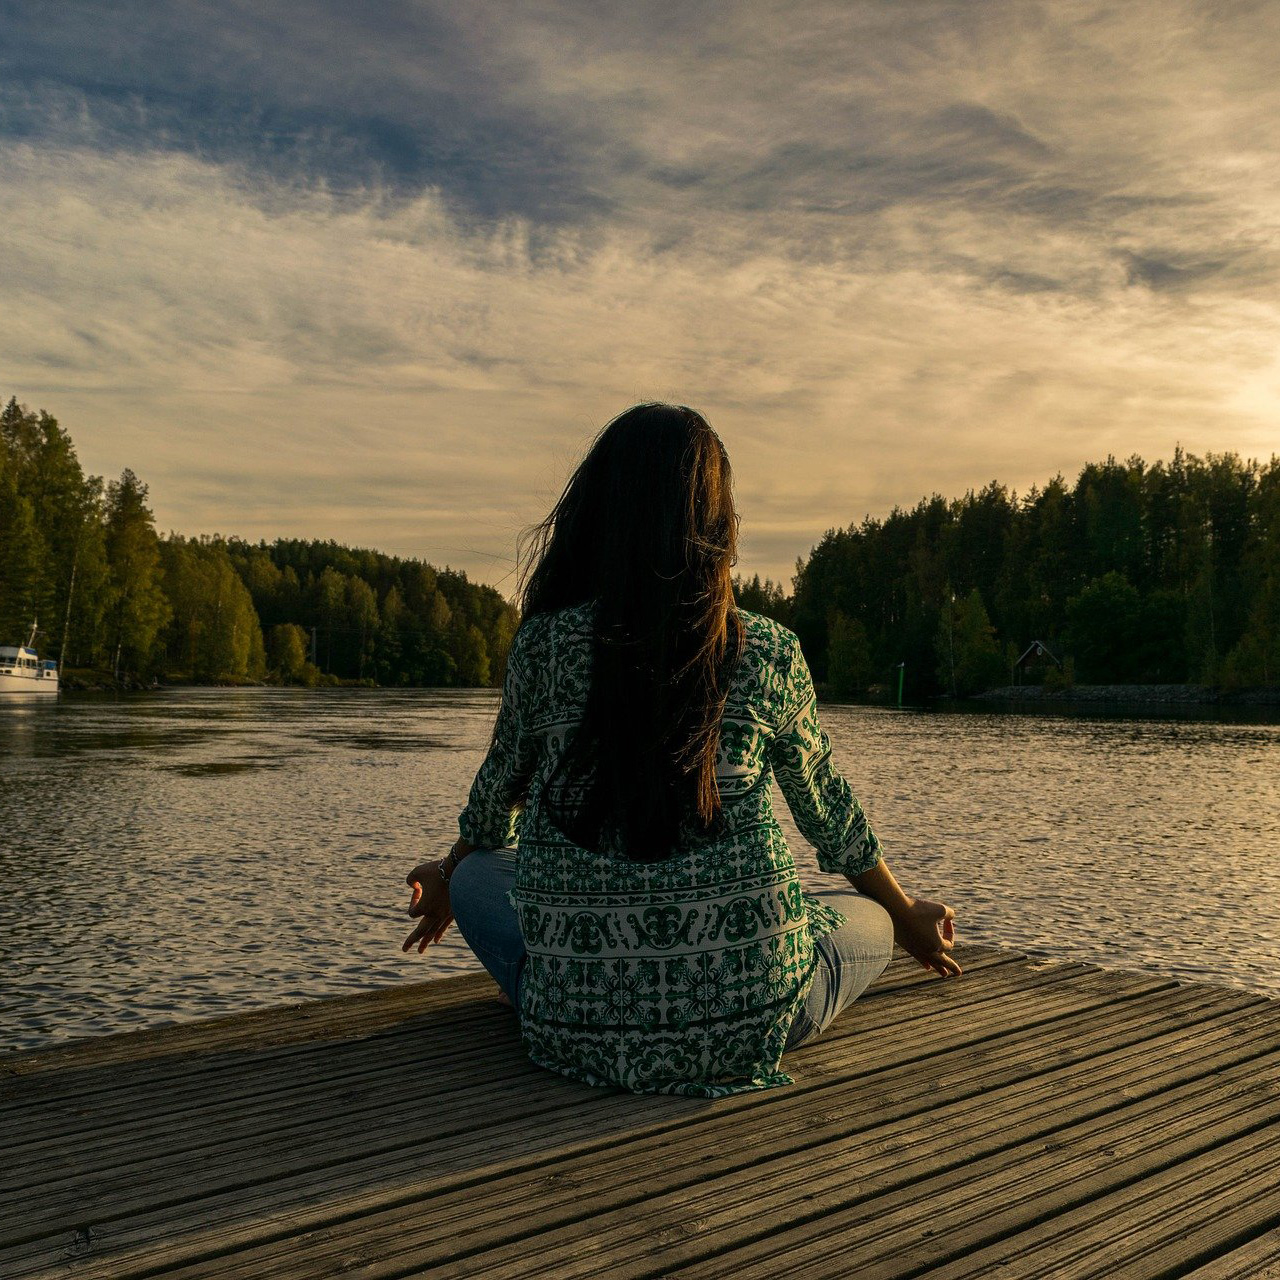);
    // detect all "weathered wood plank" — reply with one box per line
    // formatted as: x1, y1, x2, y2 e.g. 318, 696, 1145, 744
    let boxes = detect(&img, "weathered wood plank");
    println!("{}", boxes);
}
0, 971, 494, 1078
0, 948, 1074, 1272
0, 960, 1158, 1230
0, 948, 1023, 1140
0, 958, 1088, 1174
3, 946, 1278, 1280
1181, 1227, 1280, 1279
11, 984, 1221, 1279
1, 945, 1020, 1075
153, 992, 1274, 1280
0, 949, 1031, 1150
438, 1024, 1280, 1279
0, 950, 1065, 1200
9, 981, 1262, 1280
912, 1110, 1280, 1280
663, 1038, 1280, 1280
